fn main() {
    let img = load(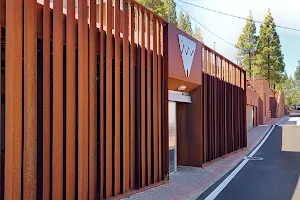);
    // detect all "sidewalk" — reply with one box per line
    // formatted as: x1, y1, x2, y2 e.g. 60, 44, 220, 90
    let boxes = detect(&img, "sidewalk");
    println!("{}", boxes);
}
265, 116, 287, 125
124, 124, 278, 200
